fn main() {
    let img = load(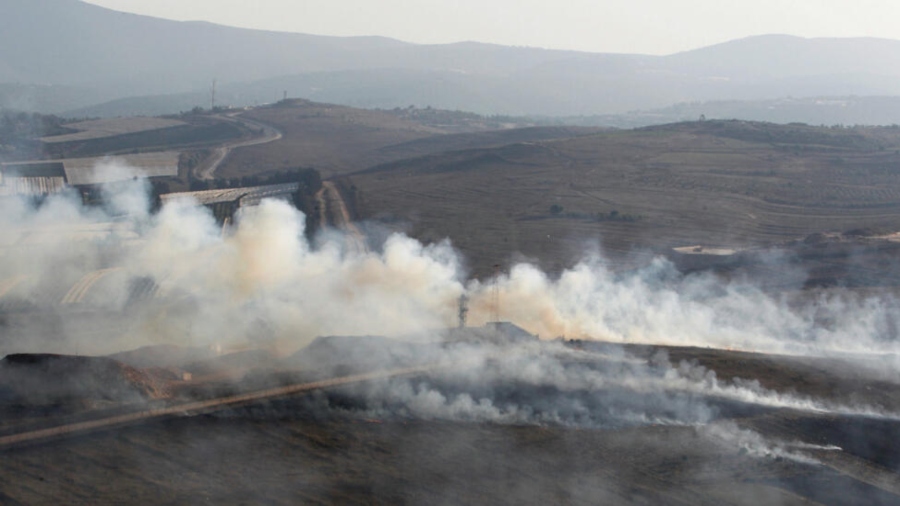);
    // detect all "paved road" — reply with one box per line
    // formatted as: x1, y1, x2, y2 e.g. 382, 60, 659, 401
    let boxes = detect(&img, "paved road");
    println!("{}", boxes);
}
193, 113, 282, 181
0, 364, 438, 449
